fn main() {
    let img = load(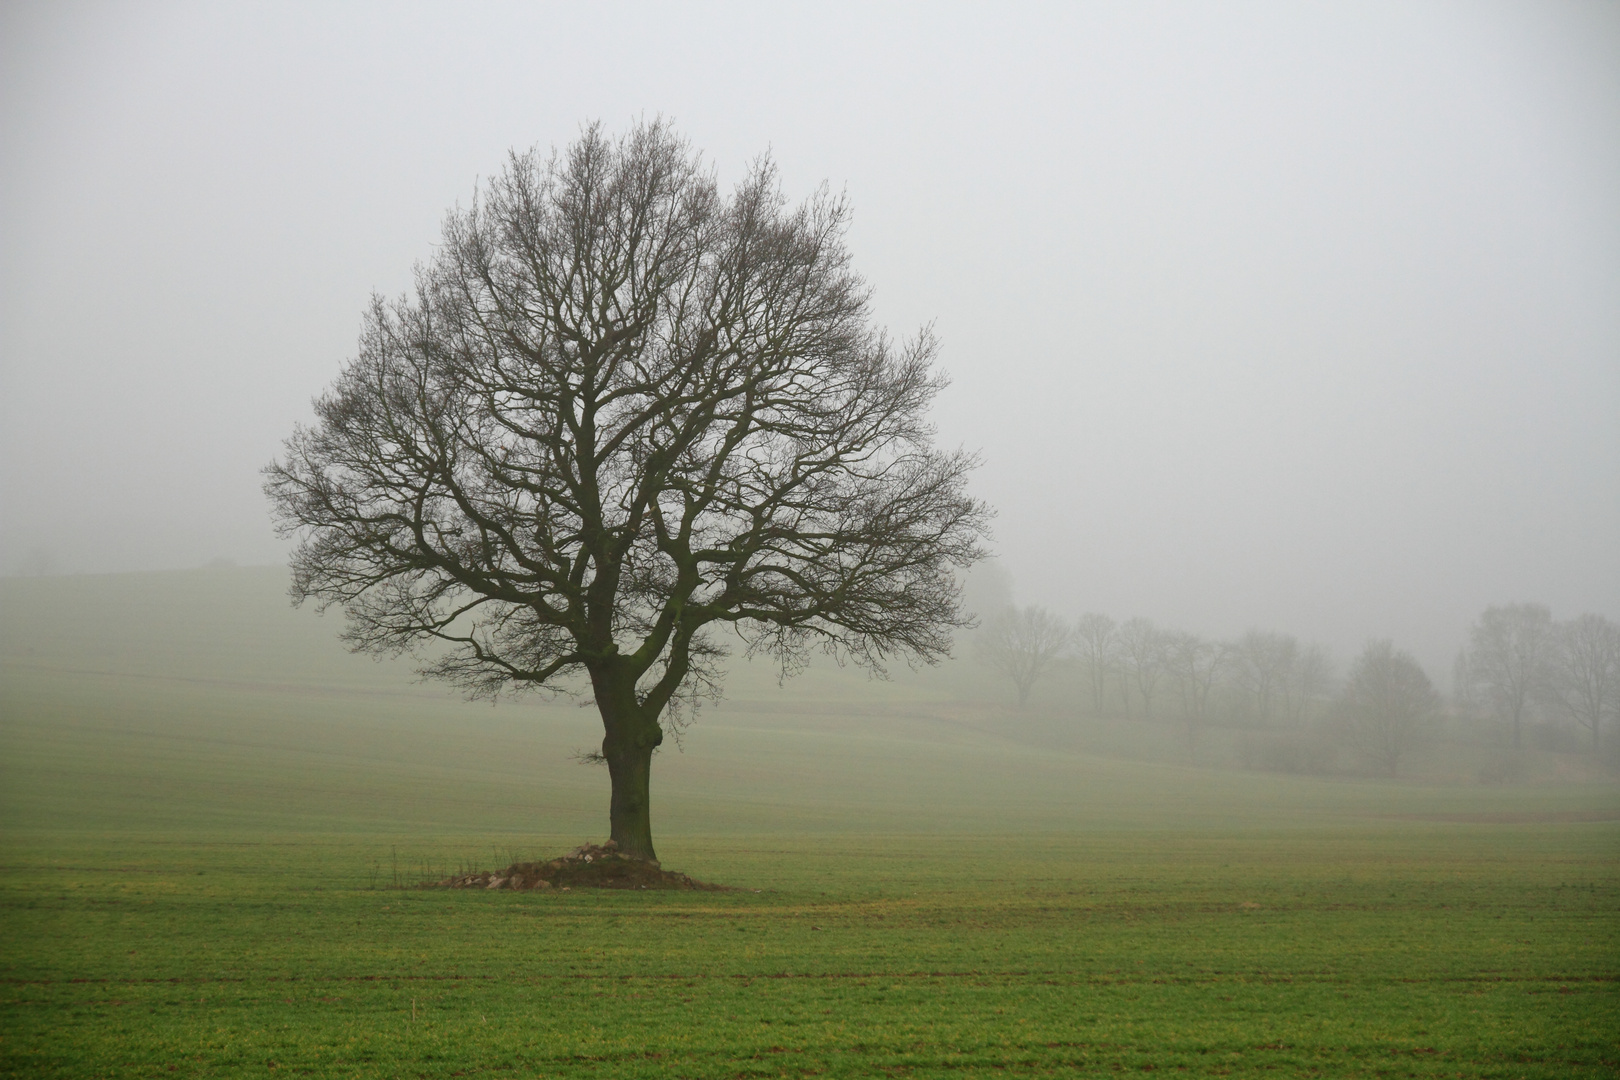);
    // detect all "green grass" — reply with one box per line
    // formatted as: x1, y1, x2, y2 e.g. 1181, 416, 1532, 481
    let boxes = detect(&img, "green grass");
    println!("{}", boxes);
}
2, 568, 1617, 1077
